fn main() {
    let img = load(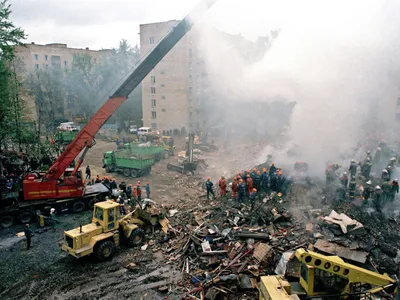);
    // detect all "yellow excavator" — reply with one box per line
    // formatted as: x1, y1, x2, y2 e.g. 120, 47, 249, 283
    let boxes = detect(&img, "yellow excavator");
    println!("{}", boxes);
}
259, 248, 397, 299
